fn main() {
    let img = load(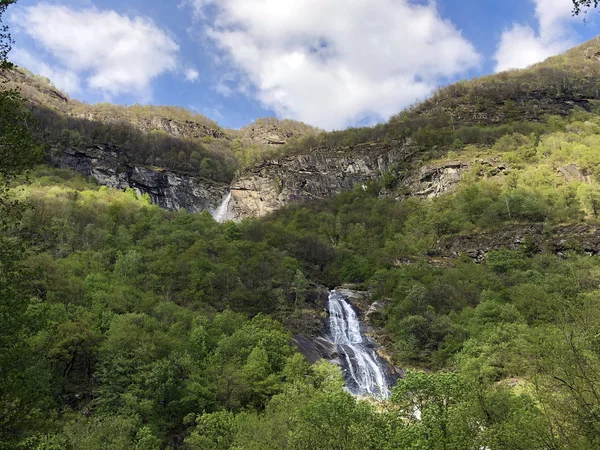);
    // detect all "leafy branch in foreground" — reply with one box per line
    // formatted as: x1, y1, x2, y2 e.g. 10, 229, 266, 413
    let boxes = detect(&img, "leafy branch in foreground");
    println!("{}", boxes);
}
572, 0, 600, 15
0, 0, 16, 68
